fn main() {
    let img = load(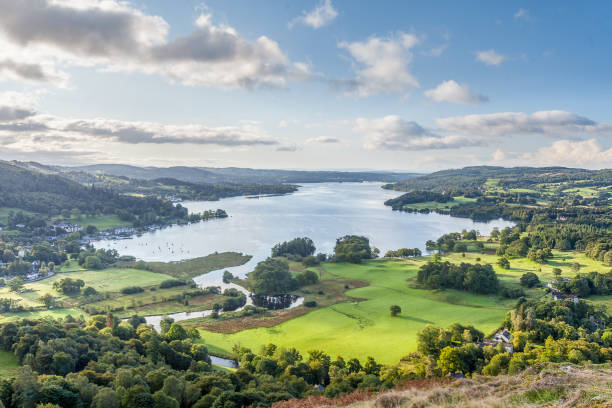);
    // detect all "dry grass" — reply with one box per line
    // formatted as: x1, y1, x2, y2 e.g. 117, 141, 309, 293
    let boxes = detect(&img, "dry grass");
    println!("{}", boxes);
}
272, 365, 612, 408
